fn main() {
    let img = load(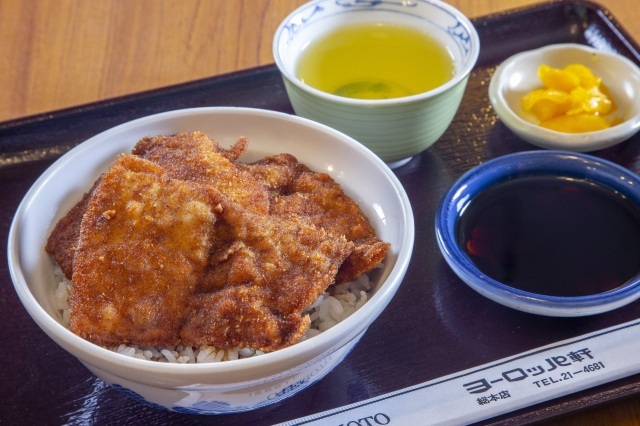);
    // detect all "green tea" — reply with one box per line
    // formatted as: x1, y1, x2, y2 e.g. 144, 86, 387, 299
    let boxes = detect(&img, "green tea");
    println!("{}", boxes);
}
296, 23, 455, 100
